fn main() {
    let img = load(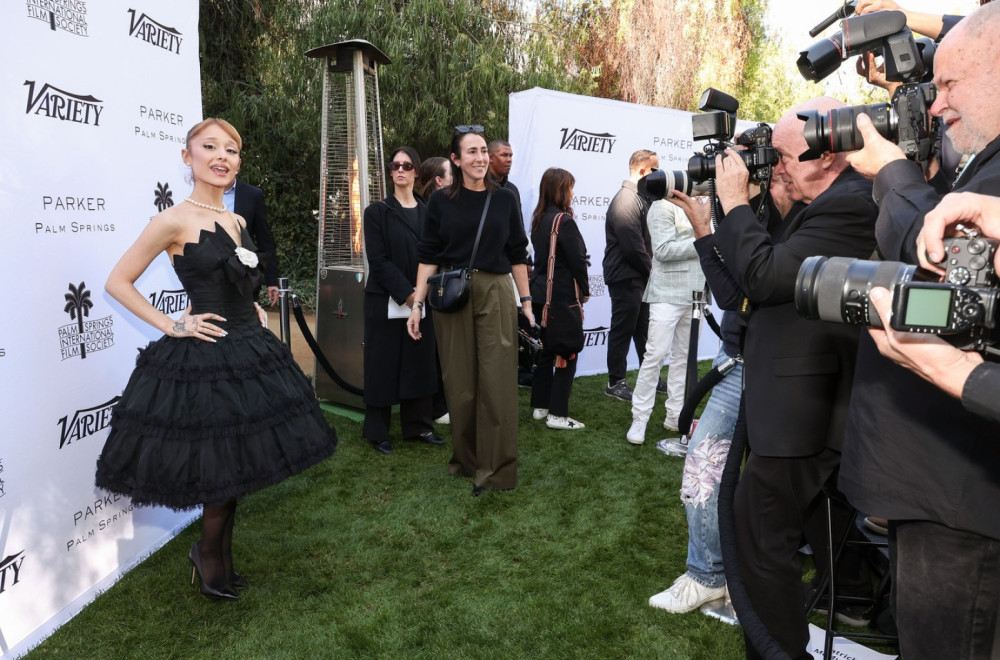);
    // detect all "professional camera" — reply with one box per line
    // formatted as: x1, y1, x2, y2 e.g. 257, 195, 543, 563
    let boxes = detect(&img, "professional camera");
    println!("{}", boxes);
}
640, 88, 778, 201
794, 236, 1000, 352
796, 10, 938, 168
